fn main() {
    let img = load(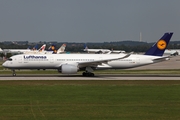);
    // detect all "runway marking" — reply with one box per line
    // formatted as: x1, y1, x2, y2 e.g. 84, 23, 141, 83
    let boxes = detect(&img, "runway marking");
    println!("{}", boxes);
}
37, 101, 46, 119
30, 100, 36, 120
